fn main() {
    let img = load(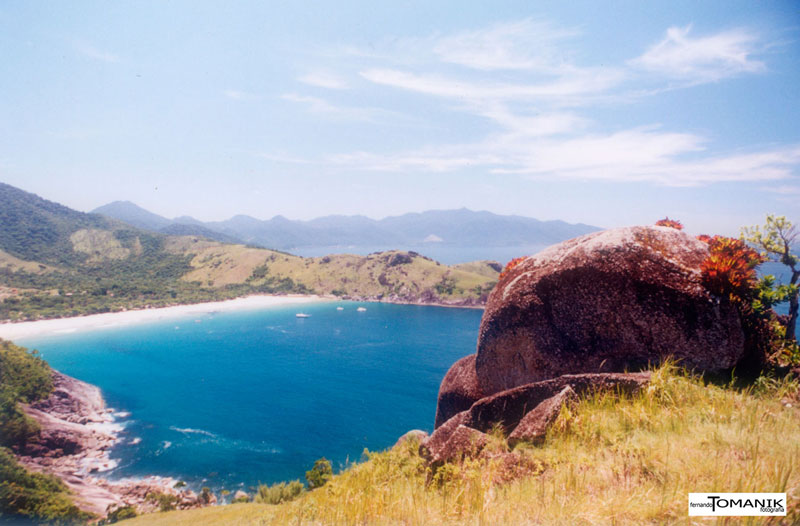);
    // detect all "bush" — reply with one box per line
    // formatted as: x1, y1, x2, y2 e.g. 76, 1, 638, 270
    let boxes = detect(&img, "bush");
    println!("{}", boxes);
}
305, 457, 333, 489
0, 447, 93, 524
104, 504, 137, 523
146, 491, 177, 512
255, 480, 304, 504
